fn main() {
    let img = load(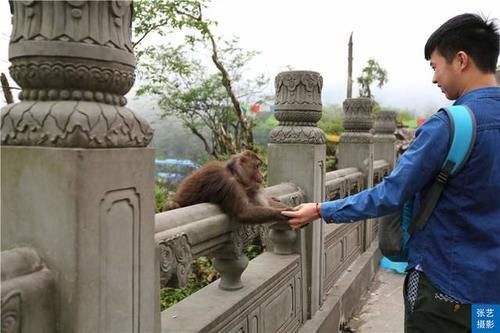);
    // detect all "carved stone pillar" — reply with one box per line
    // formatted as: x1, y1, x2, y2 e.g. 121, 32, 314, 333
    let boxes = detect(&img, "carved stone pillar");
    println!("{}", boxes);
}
270, 70, 325, 144
373, 111, 397, 167
338, 98, 374, 185
1, 2, 159, 332
267, 70, 326, 320
338, 98, 374, 250
1, 0, 153, 147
